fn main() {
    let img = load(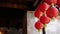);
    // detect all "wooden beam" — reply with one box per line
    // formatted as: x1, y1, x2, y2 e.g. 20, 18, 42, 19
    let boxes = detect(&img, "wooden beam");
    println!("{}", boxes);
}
0, 3, 29, 10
